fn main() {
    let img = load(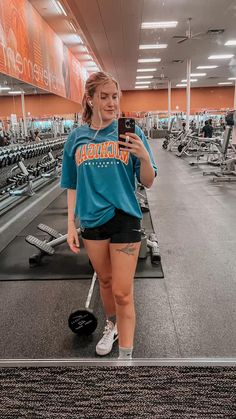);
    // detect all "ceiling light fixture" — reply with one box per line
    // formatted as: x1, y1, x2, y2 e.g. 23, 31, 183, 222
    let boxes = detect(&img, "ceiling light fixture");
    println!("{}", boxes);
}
191, 73, 206, 77
135, 81, 151, 84
0, 87, 11, 90
139, 44, 168, 50
57, 1, 67, 15
87, 67, 99, 72
135, 85, 149, 89
79, 54, 92, 61
141, 21, 178, 29
197, 65, 218, 69
79, 46, 89, 53
208, 54, 234, 59
70, 22, 77, 32
8, 91, 23, 94
181, 79, 198, 82
136, 76, 154, 79
137, 68, 157, 72
228, 77, 236, 80
218, 82, 233, 85
176, 84, 187, 87
138, 58, 161, 63
53, 0, 67, 16
84, 61, 98, 67
225, 40, 236, 46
